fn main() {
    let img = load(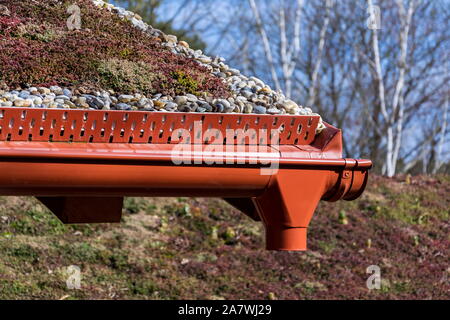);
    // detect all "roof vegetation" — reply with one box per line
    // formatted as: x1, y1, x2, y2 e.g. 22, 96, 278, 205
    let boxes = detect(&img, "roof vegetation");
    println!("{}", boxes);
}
0, 0, 230, 97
